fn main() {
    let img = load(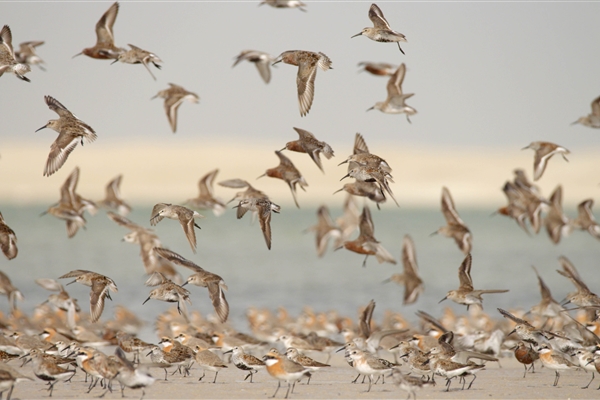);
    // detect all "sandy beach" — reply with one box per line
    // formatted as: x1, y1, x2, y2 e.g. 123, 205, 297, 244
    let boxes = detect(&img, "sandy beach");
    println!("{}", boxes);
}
9, 352, 597, 399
